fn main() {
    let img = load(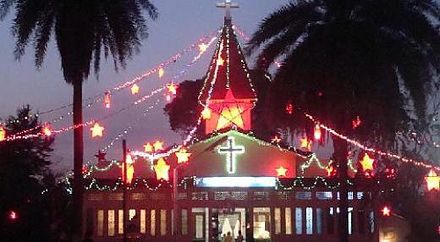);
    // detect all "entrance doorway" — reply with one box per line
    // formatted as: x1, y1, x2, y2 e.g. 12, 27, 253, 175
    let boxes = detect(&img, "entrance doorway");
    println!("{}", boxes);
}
212, 208, 246, 241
